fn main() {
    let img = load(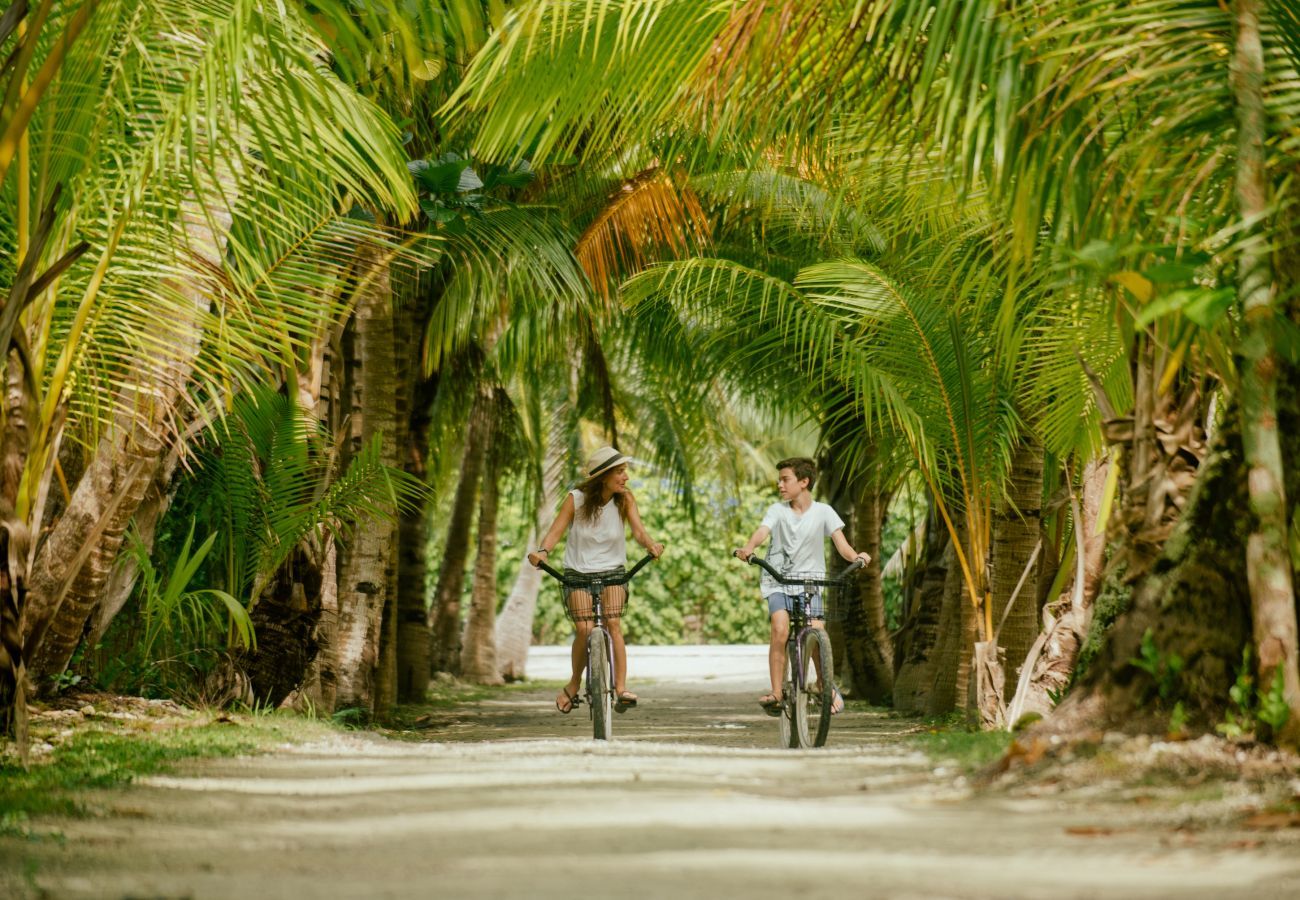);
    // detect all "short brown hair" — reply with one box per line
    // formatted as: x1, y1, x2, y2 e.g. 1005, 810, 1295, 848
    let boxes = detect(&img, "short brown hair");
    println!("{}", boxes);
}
776, 457, 817, 492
